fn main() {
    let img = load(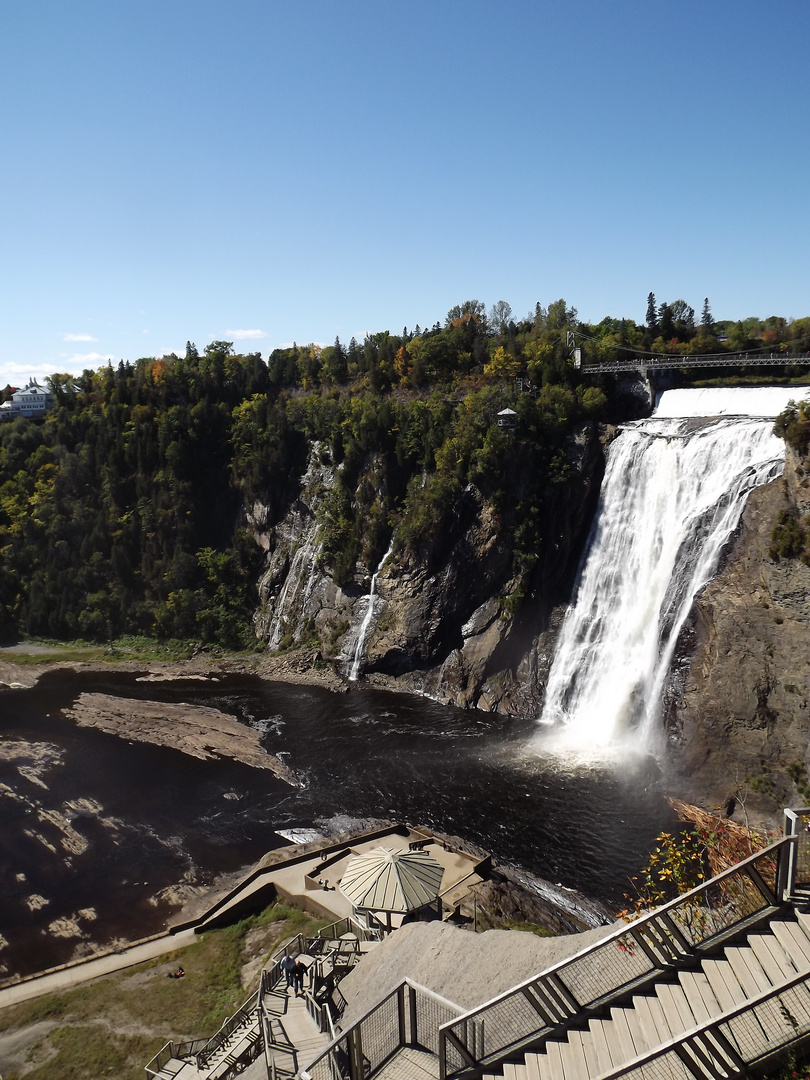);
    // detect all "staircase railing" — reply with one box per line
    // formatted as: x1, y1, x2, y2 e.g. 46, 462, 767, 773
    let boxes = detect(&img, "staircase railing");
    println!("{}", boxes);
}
438, 835, 795, 1080
304, 987, 338, 1040
316, 915, 383, 944
303, 978, 465, 1080
195, 990, 260, 1070
782, 808, 810, 899
145, 1037, 209, 1077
